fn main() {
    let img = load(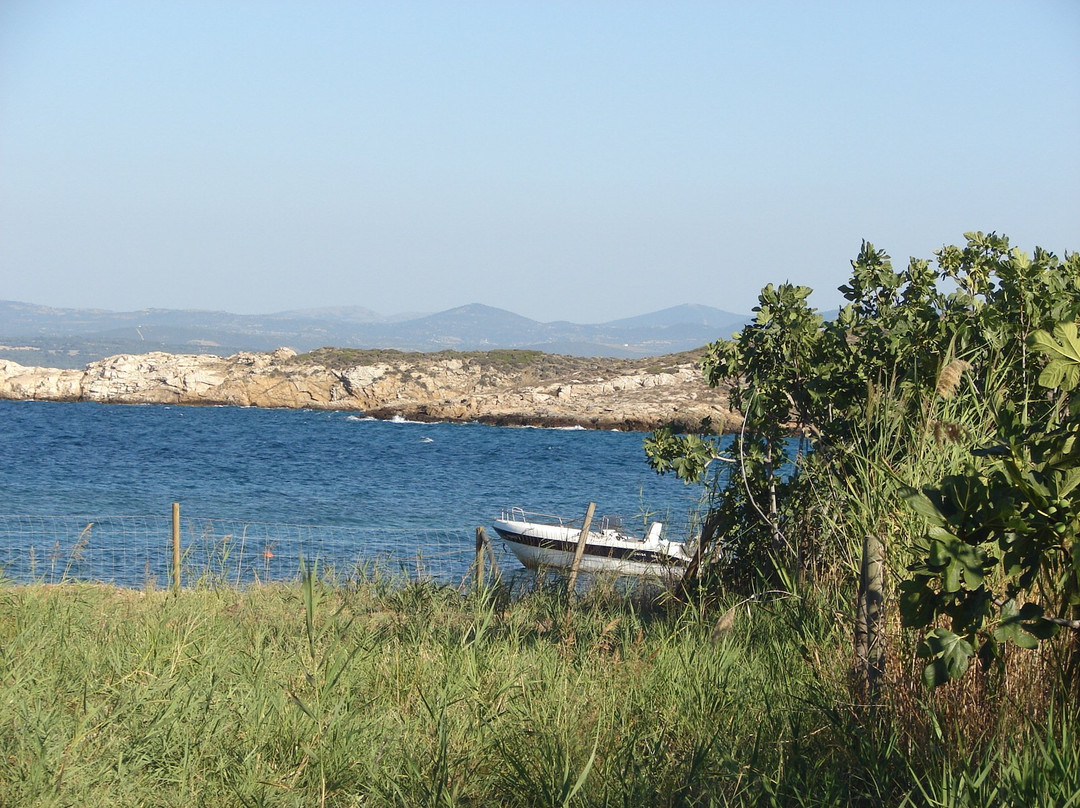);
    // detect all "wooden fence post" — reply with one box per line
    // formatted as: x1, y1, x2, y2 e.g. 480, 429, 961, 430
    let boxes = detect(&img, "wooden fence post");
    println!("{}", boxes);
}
855, 532, 885, 704
484, 531, 500, 582
171, 502, 181, 594
475, 526, 486, 591
475, 526, 501, 590
566, 502, 596, 592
